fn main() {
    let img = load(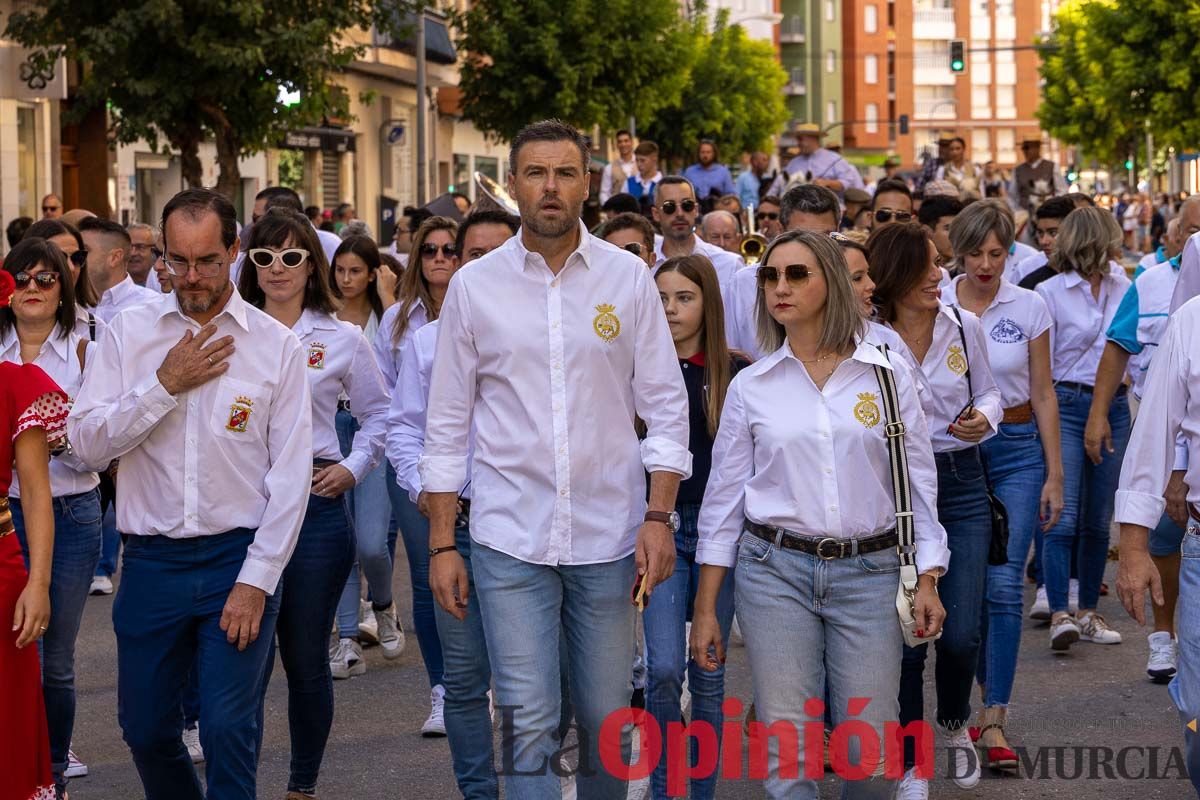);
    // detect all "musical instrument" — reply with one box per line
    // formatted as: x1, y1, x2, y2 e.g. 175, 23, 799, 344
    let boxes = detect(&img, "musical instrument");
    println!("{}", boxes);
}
741, 203, 768, 265
472, 171, 520, 216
